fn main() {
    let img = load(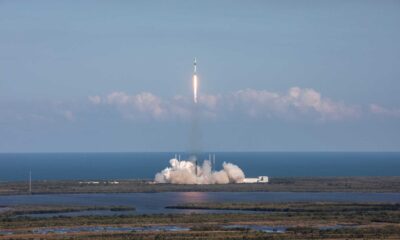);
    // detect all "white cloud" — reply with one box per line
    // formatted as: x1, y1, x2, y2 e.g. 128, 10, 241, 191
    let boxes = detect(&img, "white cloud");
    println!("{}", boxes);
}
370, 104, 400, 118
286, 87, 358, 120
98, 91, 192, 120
88, 96, 101, 104
89, 87, 359, 121
230, 87, 358, 120
103, 91, 167, 120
